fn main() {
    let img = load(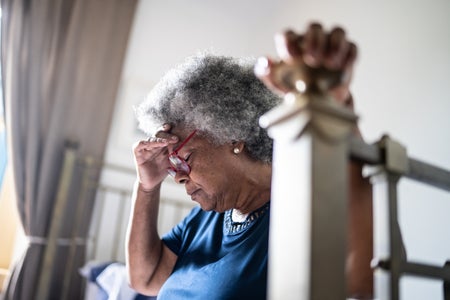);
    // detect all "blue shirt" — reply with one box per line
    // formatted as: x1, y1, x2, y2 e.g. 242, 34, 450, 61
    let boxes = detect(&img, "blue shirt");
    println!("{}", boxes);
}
159, 203, 270, 300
